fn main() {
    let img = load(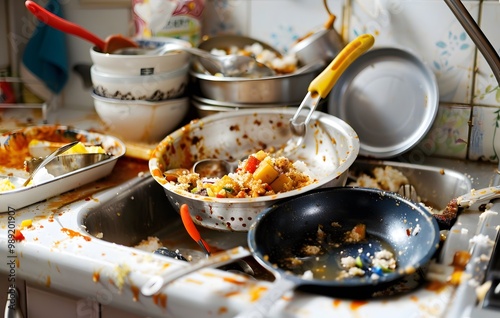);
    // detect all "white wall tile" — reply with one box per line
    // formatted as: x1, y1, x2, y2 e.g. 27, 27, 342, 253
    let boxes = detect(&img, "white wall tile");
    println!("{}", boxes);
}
469, 105, 500, 161
347, 0, 478, 105
202, 0, 250, 36
473, 0, 500, 106
248, 0, 346, 53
